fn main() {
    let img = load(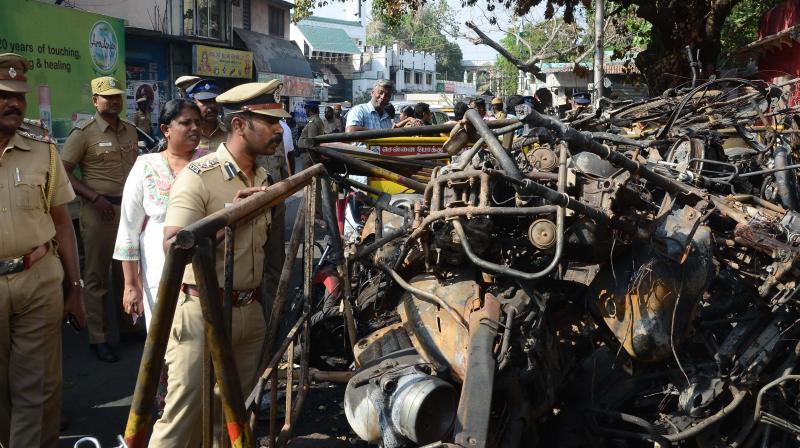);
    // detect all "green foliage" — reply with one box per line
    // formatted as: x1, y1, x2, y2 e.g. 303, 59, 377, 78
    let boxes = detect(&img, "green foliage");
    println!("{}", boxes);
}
367, 0, 465, 80
720, 0, 783, 54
